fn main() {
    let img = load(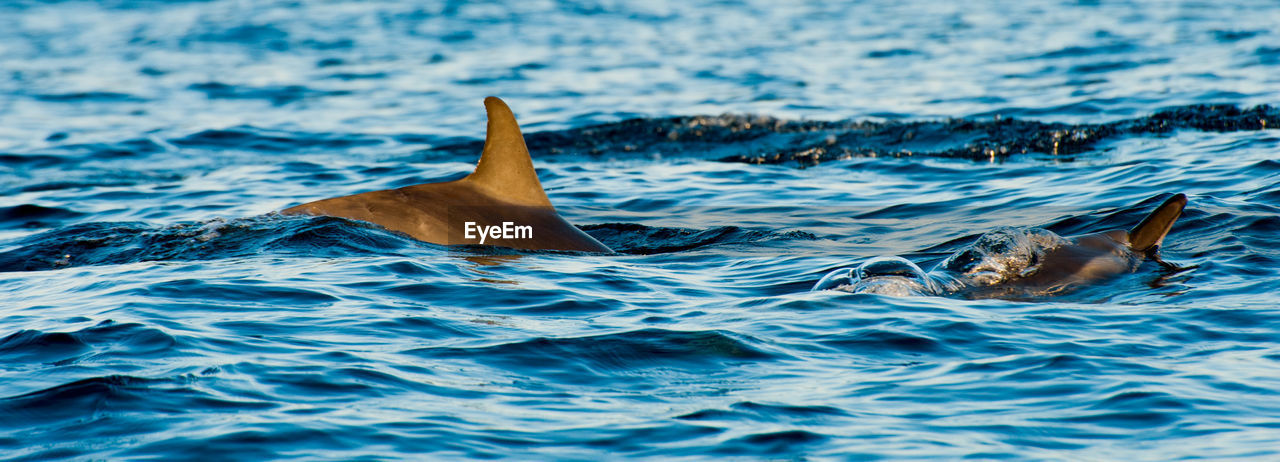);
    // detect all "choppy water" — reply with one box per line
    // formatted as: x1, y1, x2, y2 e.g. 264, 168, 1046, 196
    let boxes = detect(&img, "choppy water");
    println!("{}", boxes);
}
3, 1, 1280, 459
